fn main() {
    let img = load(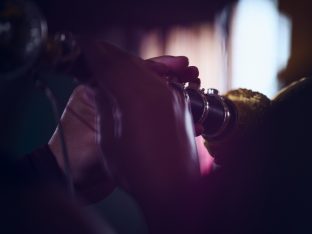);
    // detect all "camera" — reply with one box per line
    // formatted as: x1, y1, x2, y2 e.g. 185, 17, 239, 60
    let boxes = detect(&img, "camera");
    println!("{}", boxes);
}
185, 85, 236, 139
